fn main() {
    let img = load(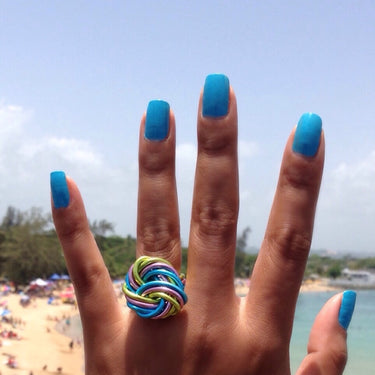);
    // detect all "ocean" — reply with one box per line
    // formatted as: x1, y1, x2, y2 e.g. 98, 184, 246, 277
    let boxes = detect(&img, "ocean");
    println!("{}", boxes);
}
60, 290, 375, 374
290, 290, 375, 375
